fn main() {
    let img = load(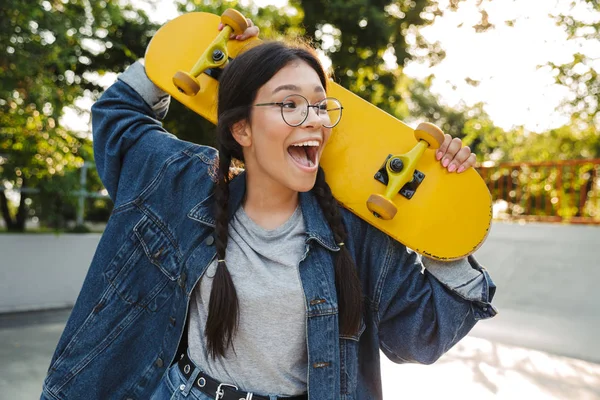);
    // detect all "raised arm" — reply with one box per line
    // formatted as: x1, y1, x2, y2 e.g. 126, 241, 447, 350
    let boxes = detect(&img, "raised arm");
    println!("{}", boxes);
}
91, 61, 191, 207
92, 18, 260, 208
